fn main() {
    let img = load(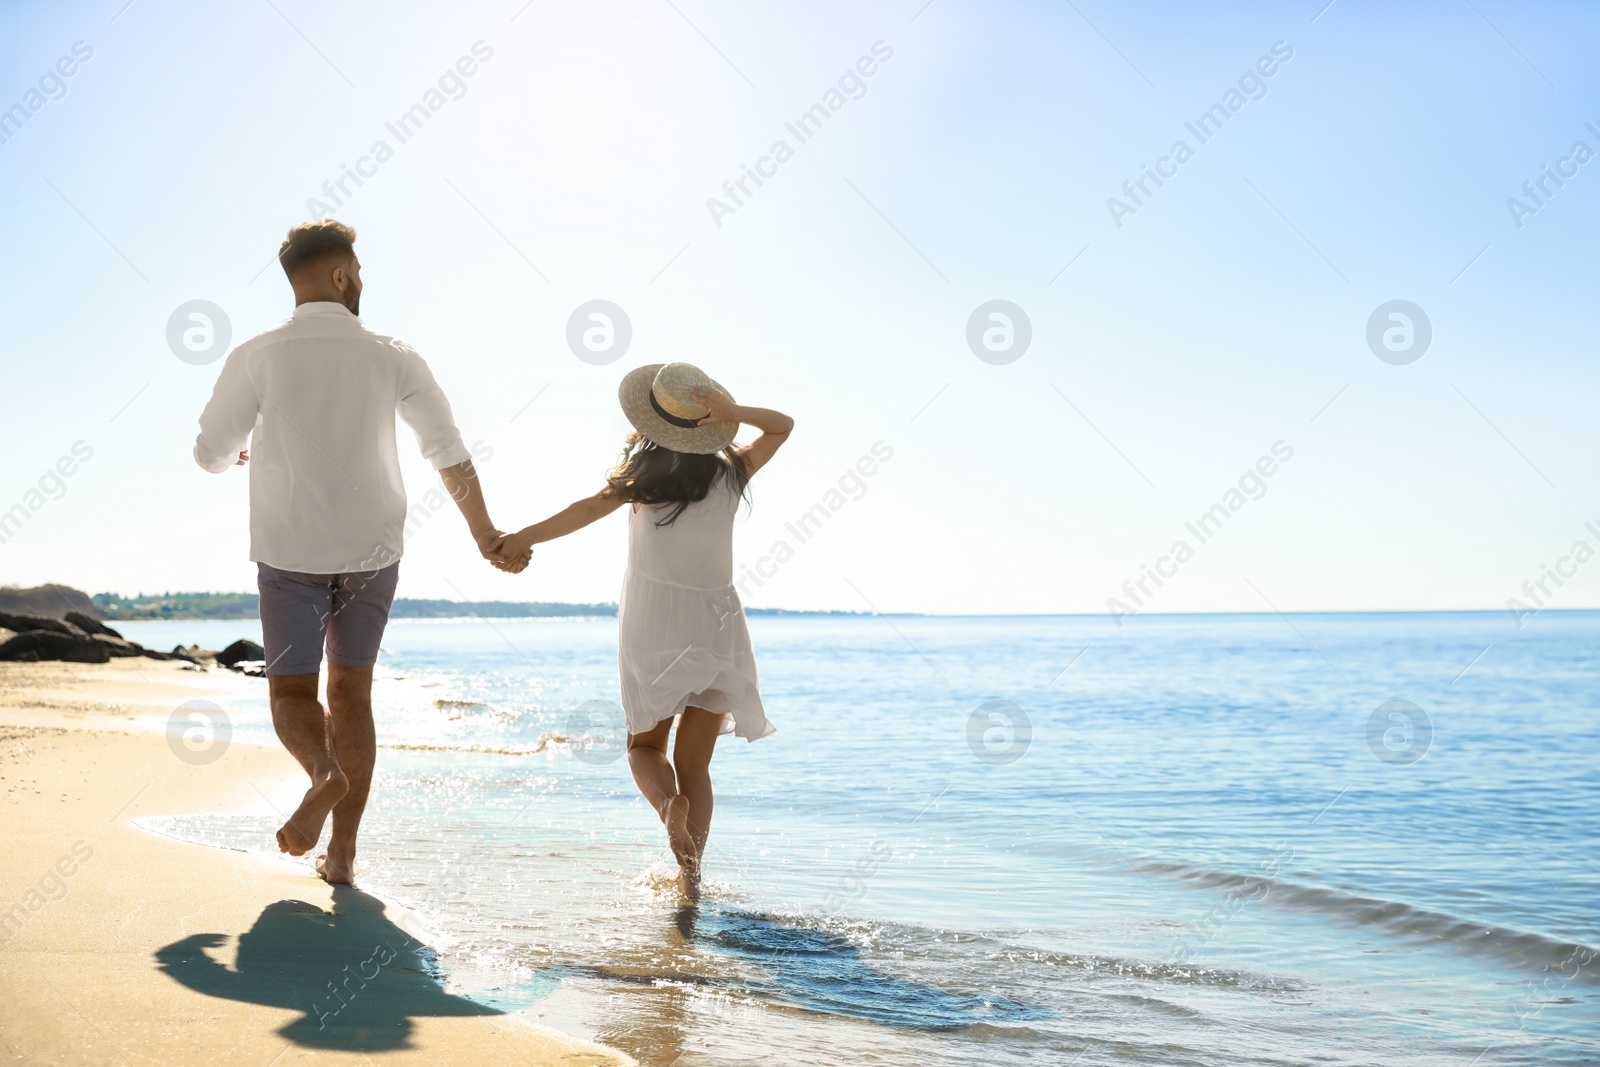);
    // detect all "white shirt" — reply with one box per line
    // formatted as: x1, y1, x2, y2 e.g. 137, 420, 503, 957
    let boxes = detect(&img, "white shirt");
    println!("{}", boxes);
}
194, 302, 472, 574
